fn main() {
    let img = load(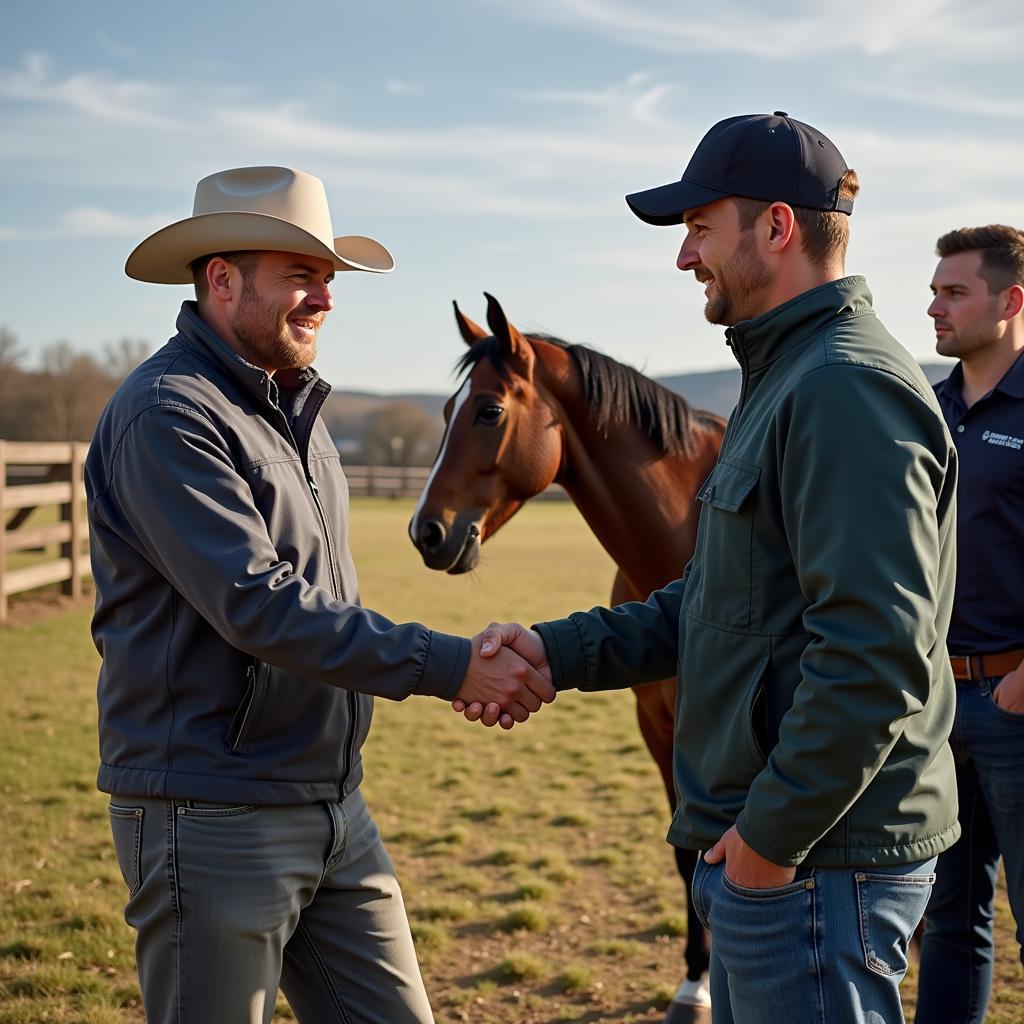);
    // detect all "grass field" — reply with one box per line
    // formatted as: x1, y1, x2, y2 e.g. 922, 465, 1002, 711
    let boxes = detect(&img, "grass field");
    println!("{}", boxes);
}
1, 498, 1020, 1023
